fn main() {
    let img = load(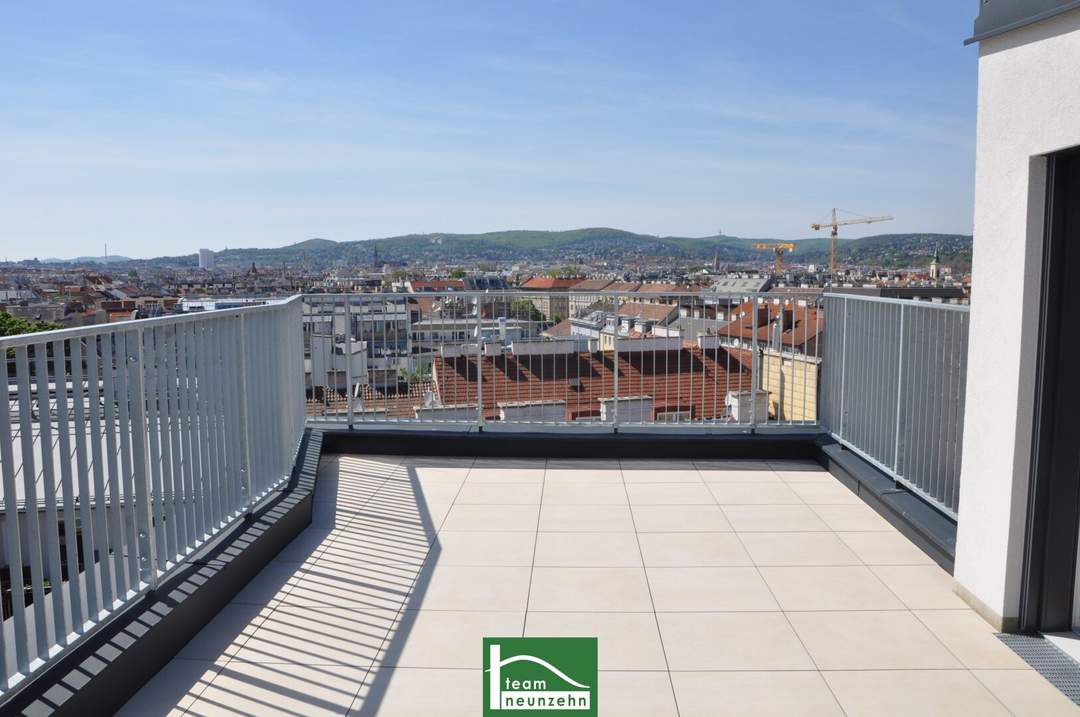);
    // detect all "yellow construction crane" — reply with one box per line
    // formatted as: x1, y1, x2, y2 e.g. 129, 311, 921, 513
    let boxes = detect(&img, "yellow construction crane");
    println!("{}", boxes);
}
811, 209, 894, 274
752, 242, 796, 274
